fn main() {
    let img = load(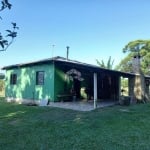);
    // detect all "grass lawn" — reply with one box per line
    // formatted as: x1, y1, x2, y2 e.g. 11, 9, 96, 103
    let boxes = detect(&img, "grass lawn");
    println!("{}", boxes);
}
0, 99, 150, 150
